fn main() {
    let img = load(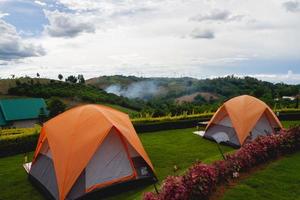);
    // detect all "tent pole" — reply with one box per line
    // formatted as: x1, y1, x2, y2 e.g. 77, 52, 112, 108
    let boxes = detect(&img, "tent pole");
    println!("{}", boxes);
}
154, 183, 159, 194
217, 143, 226, 160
